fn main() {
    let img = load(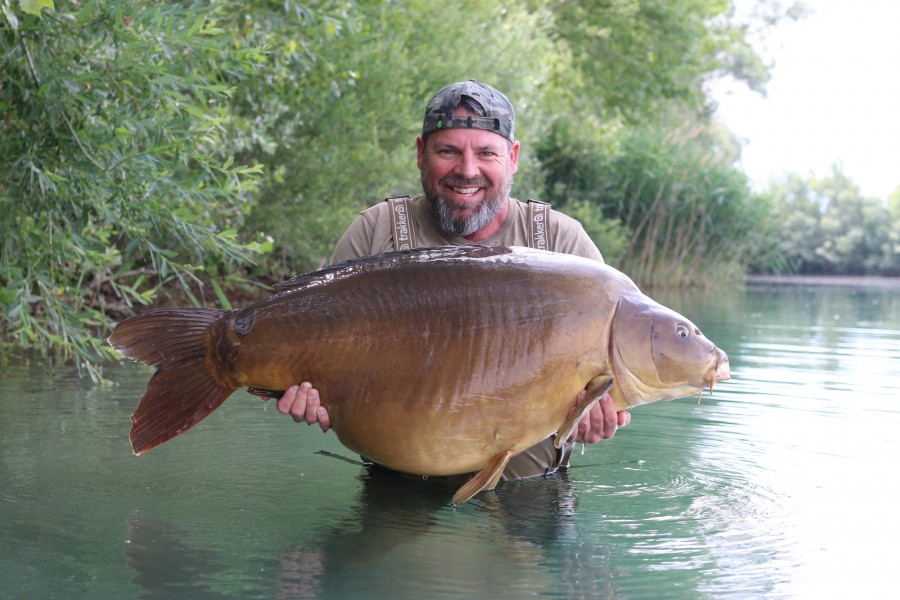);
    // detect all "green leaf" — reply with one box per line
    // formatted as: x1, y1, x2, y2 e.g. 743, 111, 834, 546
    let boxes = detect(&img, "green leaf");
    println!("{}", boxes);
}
210, 279, 232, 311
172, 207, 195, 222
2, 1, 20, 30
151, 74, 183, 86
246, 239, 273, 254
187, 14, 205, 35
18, 0, 54, 17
